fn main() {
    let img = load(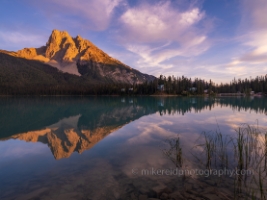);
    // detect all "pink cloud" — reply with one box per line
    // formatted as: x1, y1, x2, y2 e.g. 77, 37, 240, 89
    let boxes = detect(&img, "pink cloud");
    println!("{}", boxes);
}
30, 0, 123, 31
115, 1, 211, 75
0, 30, 46, 50
231, 0, 267, 65
119, 1, 206, 44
